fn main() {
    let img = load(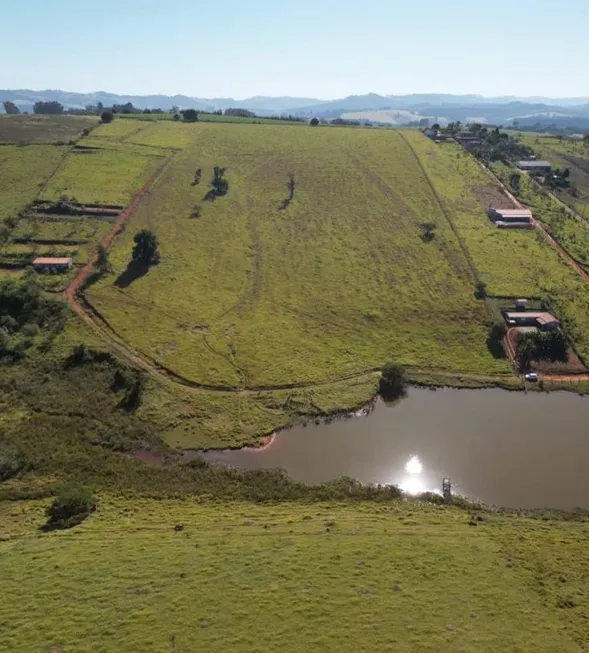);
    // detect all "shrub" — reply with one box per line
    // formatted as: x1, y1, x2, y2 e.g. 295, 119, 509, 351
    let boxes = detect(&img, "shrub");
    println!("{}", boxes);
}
100, 111, 114, 124
379, 363, 406, 401
310, 117, 319, 126
44, 483, 96, 530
